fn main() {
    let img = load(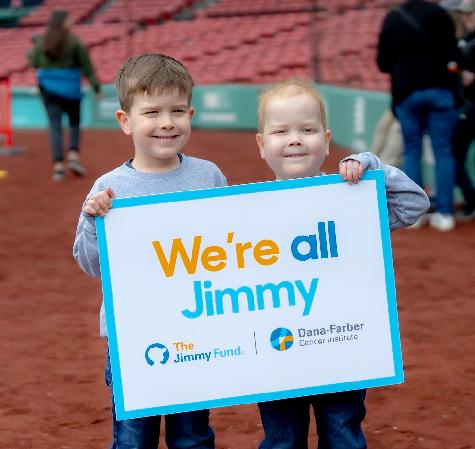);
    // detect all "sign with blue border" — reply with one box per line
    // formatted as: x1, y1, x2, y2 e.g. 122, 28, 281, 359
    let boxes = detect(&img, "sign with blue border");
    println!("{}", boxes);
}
97, 170, 403, 420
